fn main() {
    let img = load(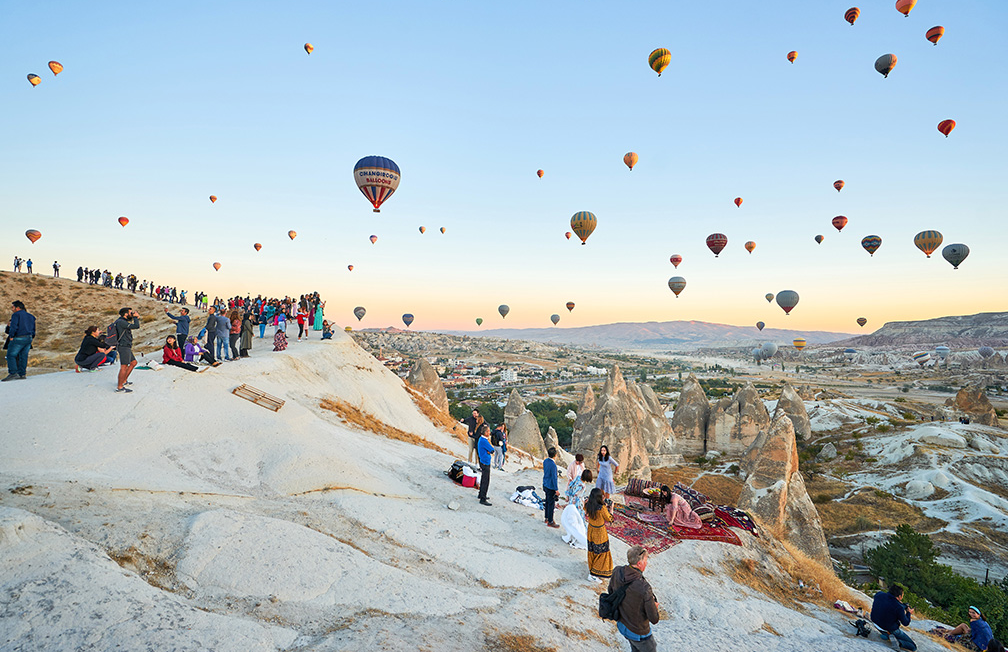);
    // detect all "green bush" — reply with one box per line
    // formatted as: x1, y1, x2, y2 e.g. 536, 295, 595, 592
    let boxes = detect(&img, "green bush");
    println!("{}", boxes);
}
527, 399, 578, 447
